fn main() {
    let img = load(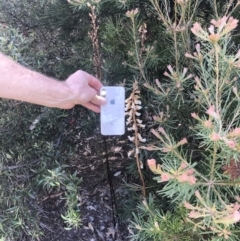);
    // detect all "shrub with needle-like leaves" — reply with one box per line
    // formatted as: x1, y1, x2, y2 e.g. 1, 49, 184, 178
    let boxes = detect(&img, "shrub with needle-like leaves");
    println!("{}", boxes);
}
141, 14, 240, 241
126, 1, 240, 240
